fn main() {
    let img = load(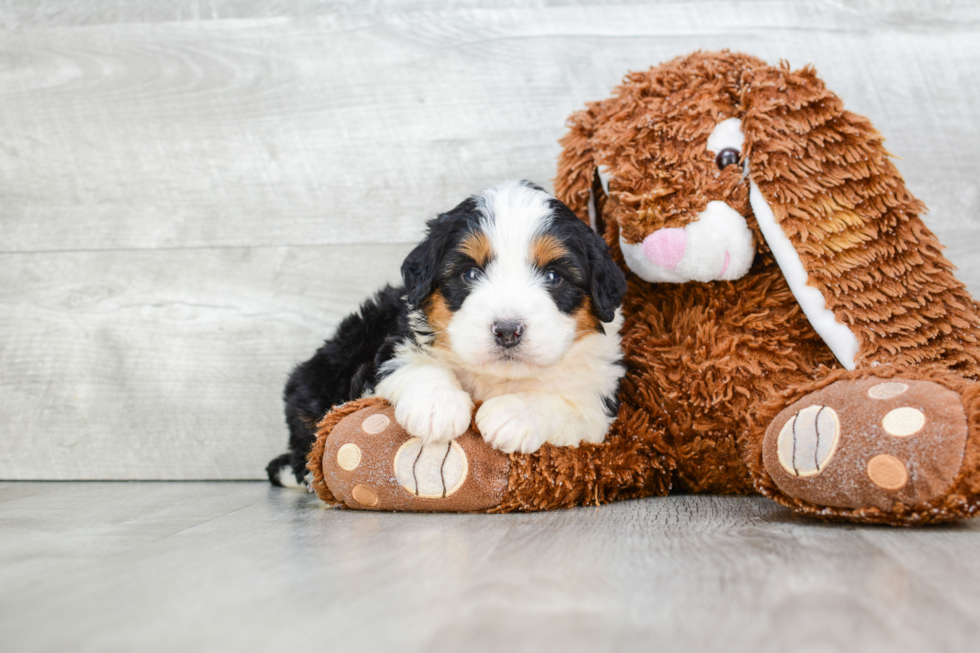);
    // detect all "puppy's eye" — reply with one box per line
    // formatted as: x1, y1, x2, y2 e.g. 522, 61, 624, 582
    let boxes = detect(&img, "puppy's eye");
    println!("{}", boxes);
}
462, 268, 481, 283
715, 148, 740, 170
543, 270, 562, 287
